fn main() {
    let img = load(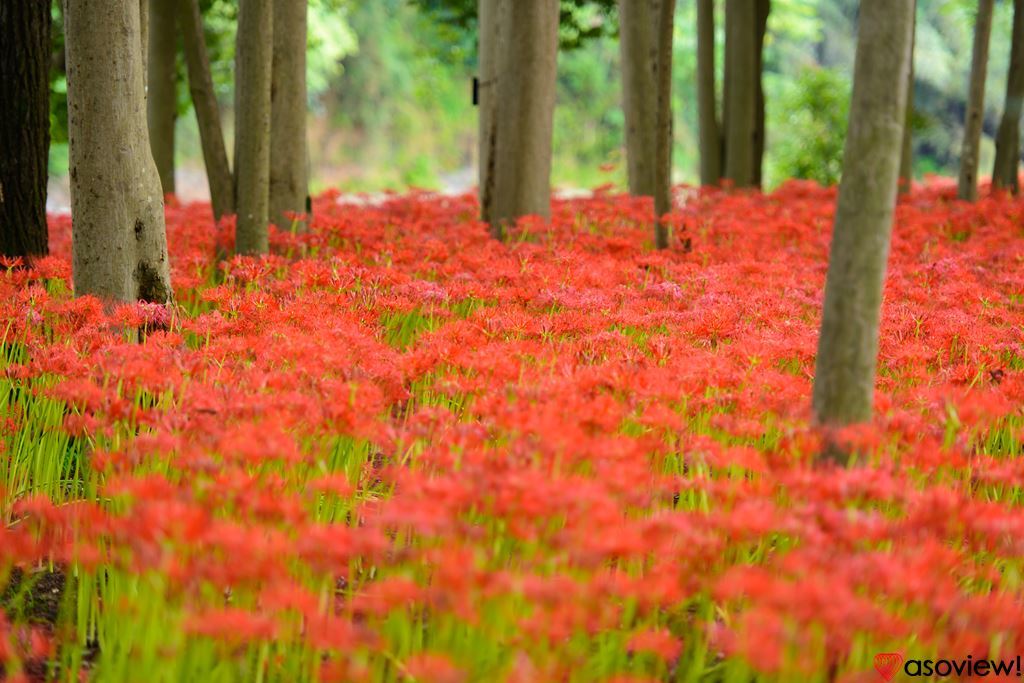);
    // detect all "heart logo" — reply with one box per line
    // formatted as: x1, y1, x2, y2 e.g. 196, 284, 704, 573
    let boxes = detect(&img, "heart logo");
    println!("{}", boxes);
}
873, 653, 904, 681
